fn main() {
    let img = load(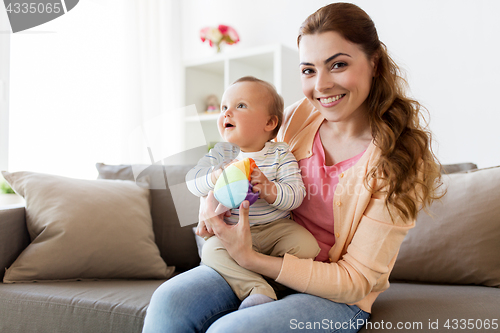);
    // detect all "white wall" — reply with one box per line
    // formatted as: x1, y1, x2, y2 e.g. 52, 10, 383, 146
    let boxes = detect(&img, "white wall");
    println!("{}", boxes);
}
181, 0, 500, 168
